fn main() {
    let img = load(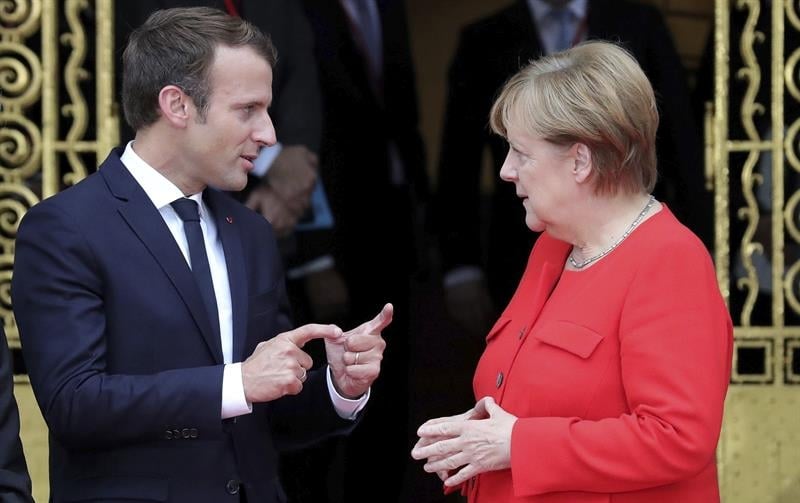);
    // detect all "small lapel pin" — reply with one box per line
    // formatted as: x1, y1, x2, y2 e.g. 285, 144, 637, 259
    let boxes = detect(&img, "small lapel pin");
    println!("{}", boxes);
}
226, 216, 234, 224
